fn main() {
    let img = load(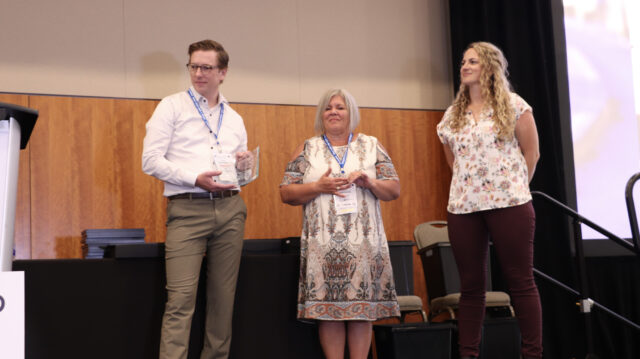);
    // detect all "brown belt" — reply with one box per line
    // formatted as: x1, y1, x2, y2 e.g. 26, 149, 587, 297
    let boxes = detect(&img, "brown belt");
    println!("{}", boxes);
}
168, 190, 239, 200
